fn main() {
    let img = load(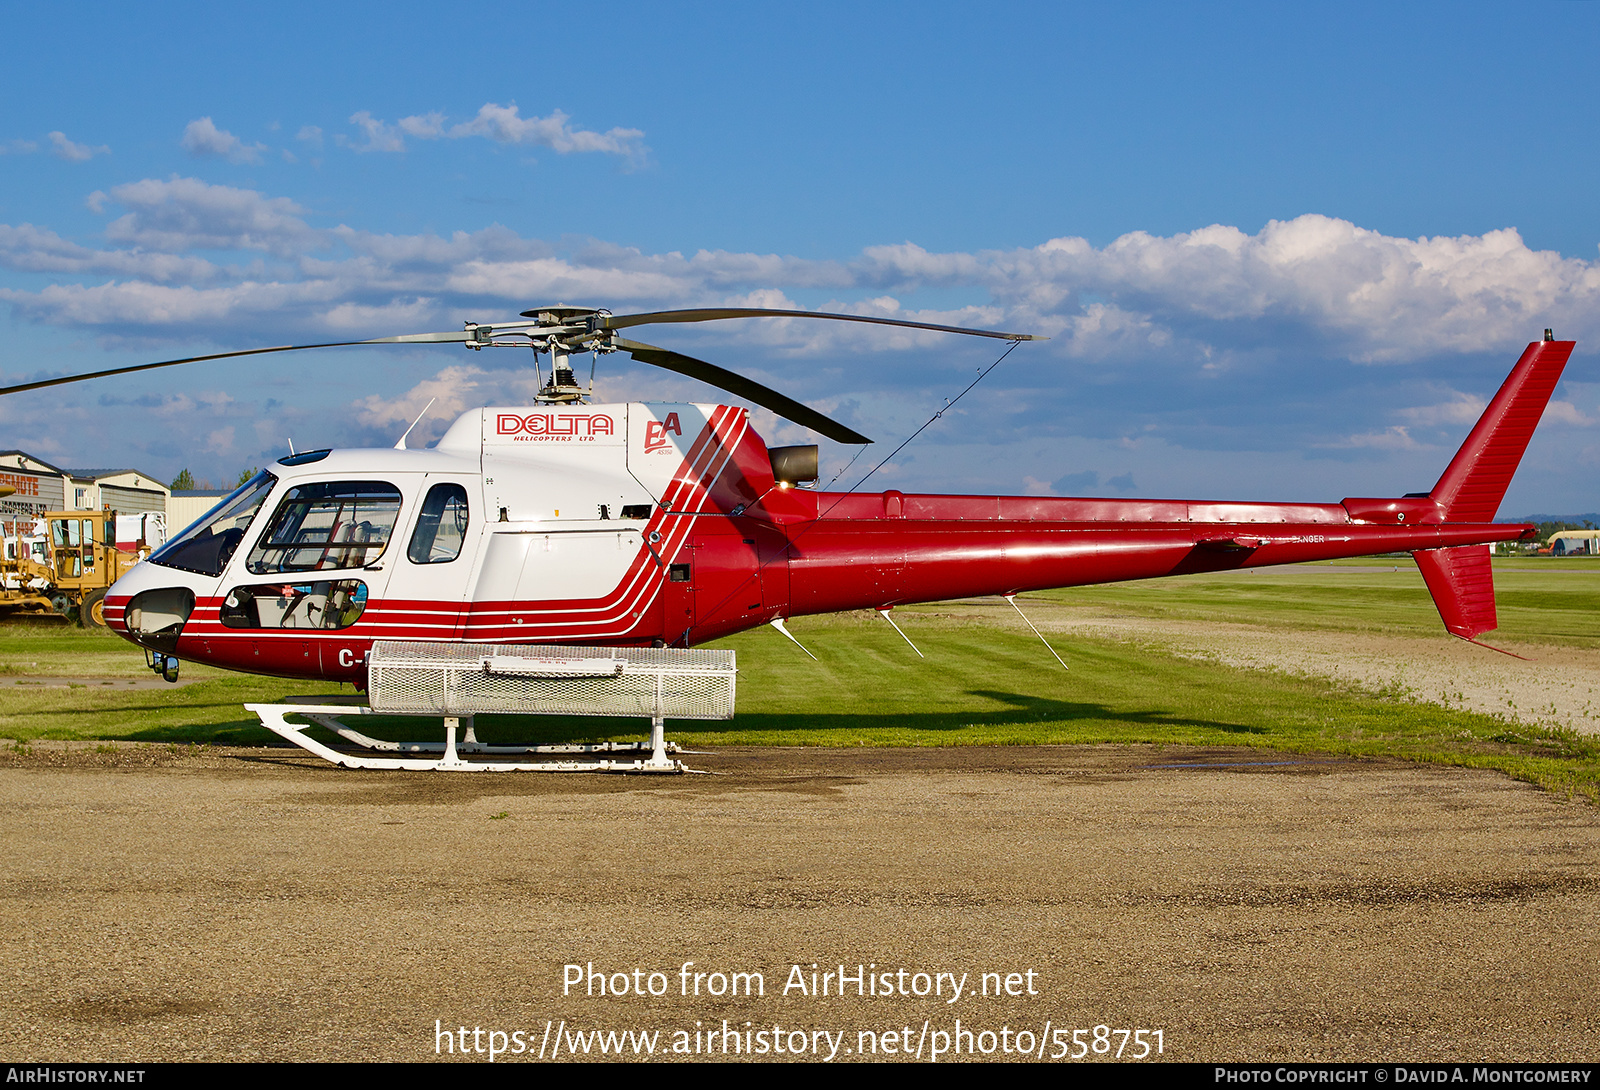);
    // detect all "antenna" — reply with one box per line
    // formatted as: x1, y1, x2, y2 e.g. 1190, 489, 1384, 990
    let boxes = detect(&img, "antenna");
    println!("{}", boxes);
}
287, 438, 296, 455
768, 617, 817, 660
1005, 594, 1068, 672
394, 398, 437, 450
876, 607, 924, 657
